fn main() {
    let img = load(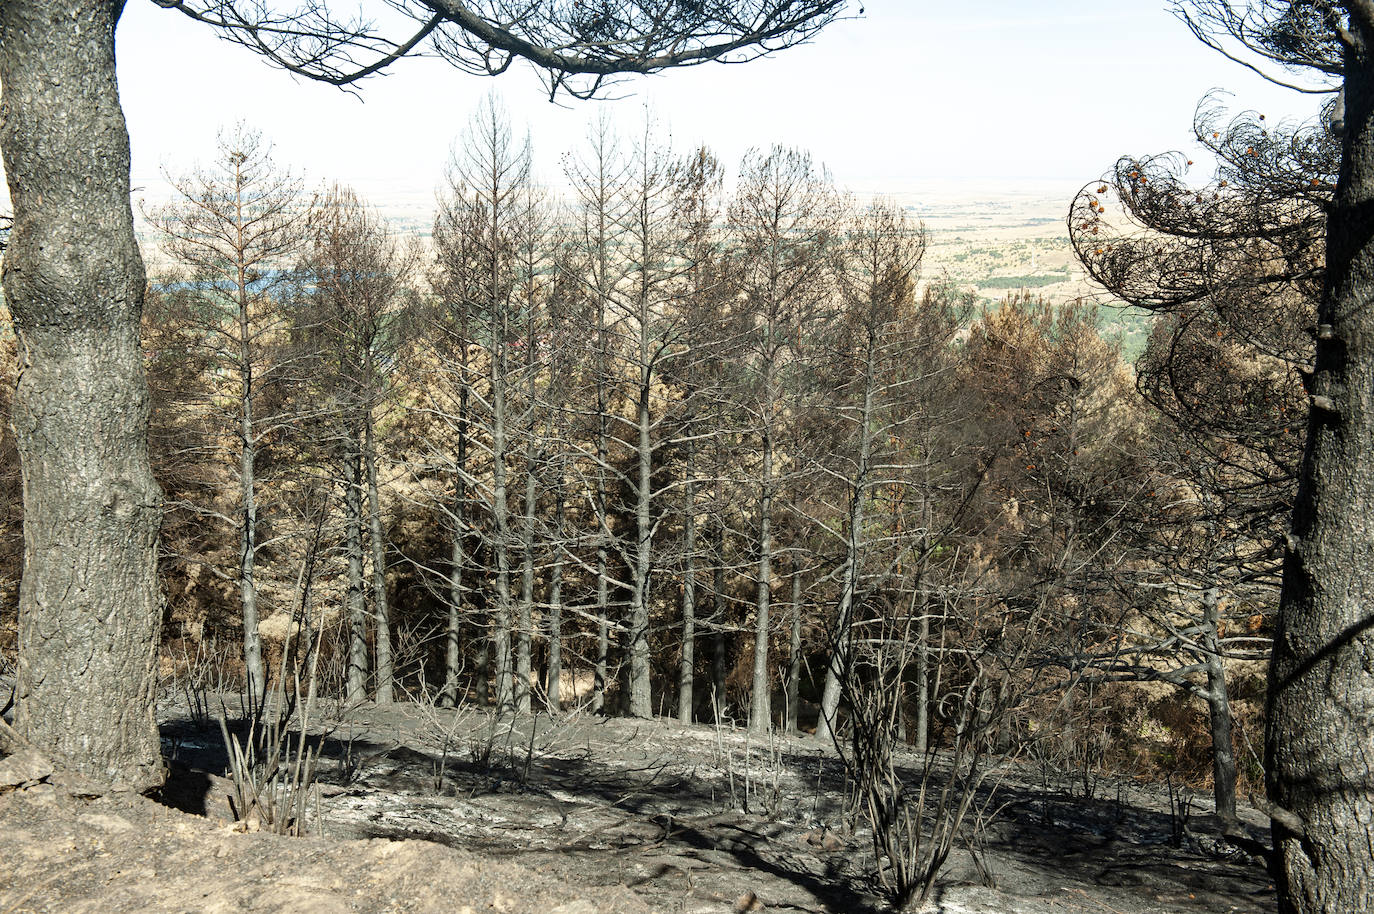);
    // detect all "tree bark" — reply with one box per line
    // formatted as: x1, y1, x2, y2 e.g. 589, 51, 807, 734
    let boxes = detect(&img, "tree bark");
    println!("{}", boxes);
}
1267, 28, 1374, 913
516, 432, 537, 716
817, 335, 879, 745
441, 341, 471, 708
1201, 583, 1238, 824
712, 486, 729, 719
547, 487, 565, 713
364, 411, 392, 705
344, 445, 368, 705
627, 373, 653, 718
442, 512, 465, 708
679, 461, 698, 725
491, 369, 514, 716
1, 0, 165, 793
237, 325, 263, 706
785, 560, 802, 734
913, 605, 929, 753
750, 425, 774, 734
